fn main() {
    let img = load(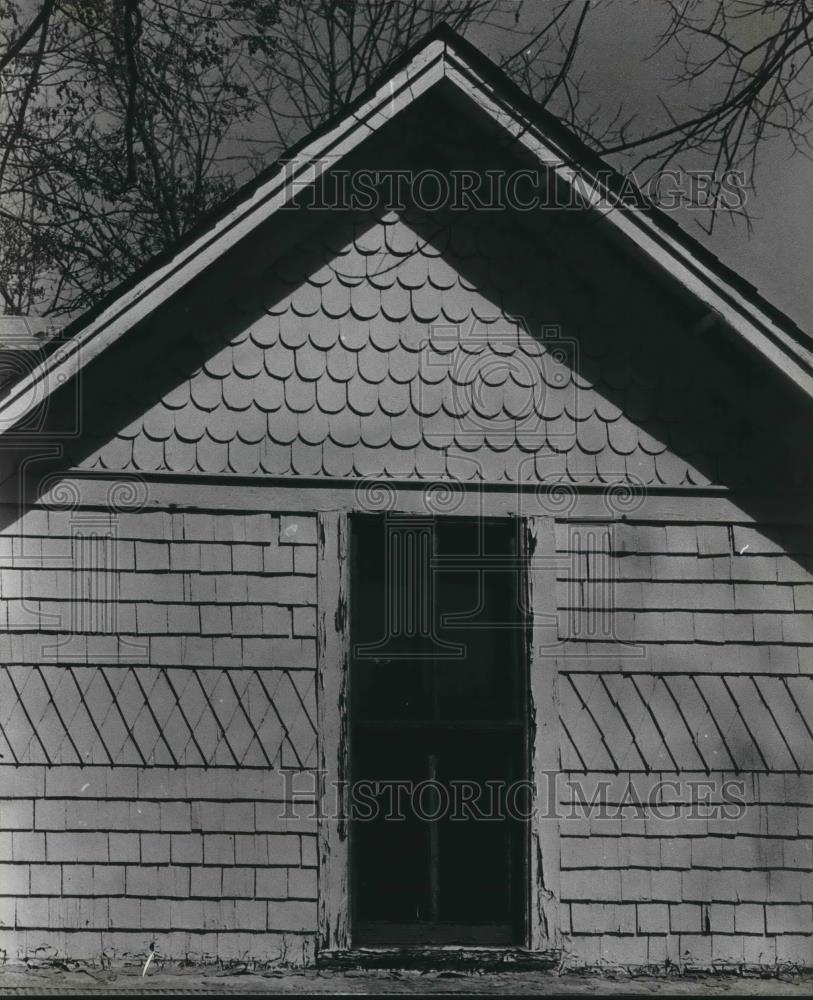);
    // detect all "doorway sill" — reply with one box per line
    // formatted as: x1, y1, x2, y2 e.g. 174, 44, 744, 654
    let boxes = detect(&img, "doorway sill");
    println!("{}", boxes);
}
317, 946, 561, 971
